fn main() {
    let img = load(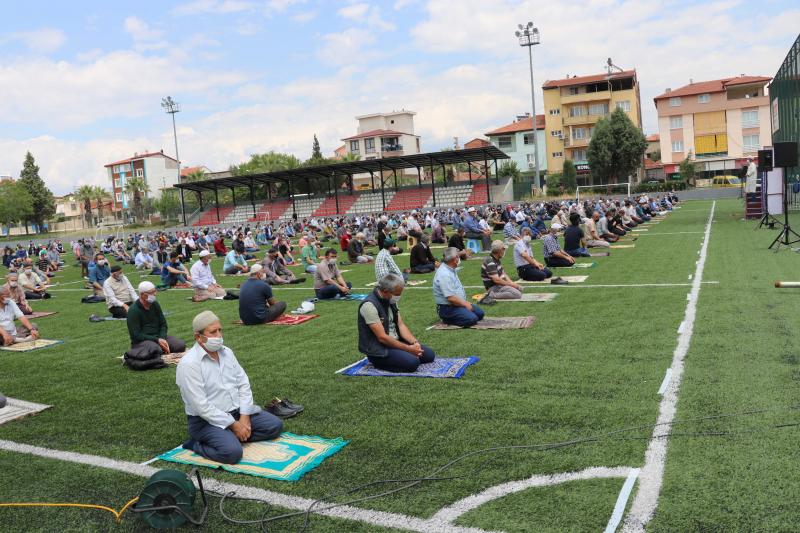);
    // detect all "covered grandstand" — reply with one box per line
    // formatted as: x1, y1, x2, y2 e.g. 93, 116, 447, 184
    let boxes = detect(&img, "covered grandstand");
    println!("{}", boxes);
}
173, 146, 509, 226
